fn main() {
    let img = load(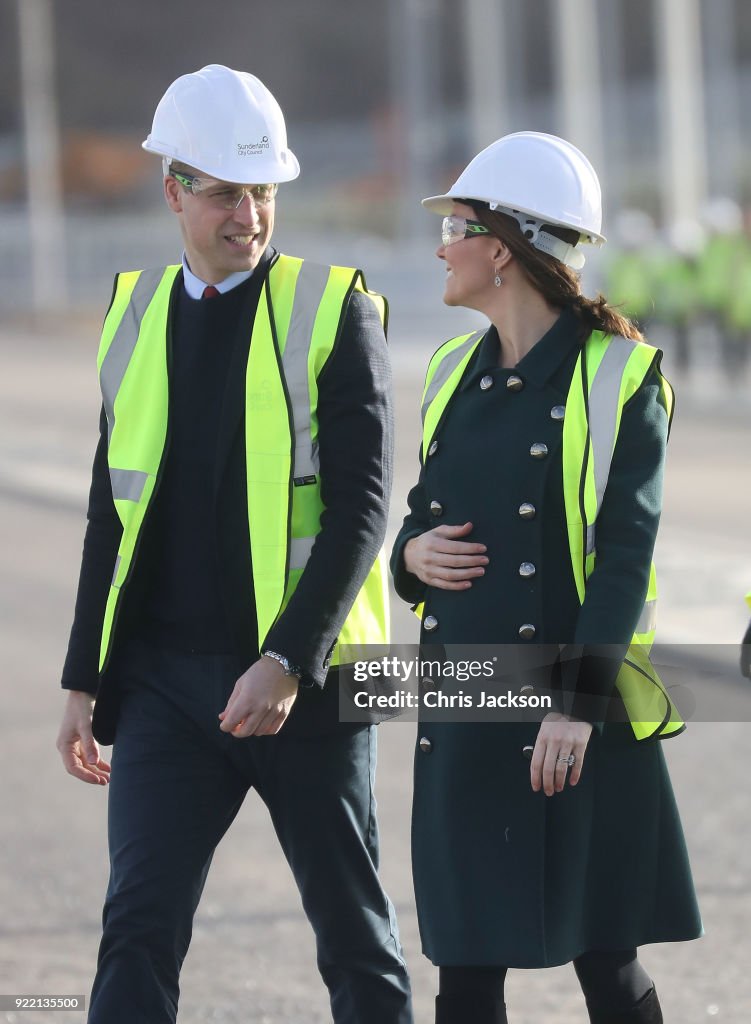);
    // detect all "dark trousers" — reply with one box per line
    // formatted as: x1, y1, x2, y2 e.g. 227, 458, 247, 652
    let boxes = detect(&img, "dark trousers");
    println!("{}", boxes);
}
88, 640, 413, 1023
